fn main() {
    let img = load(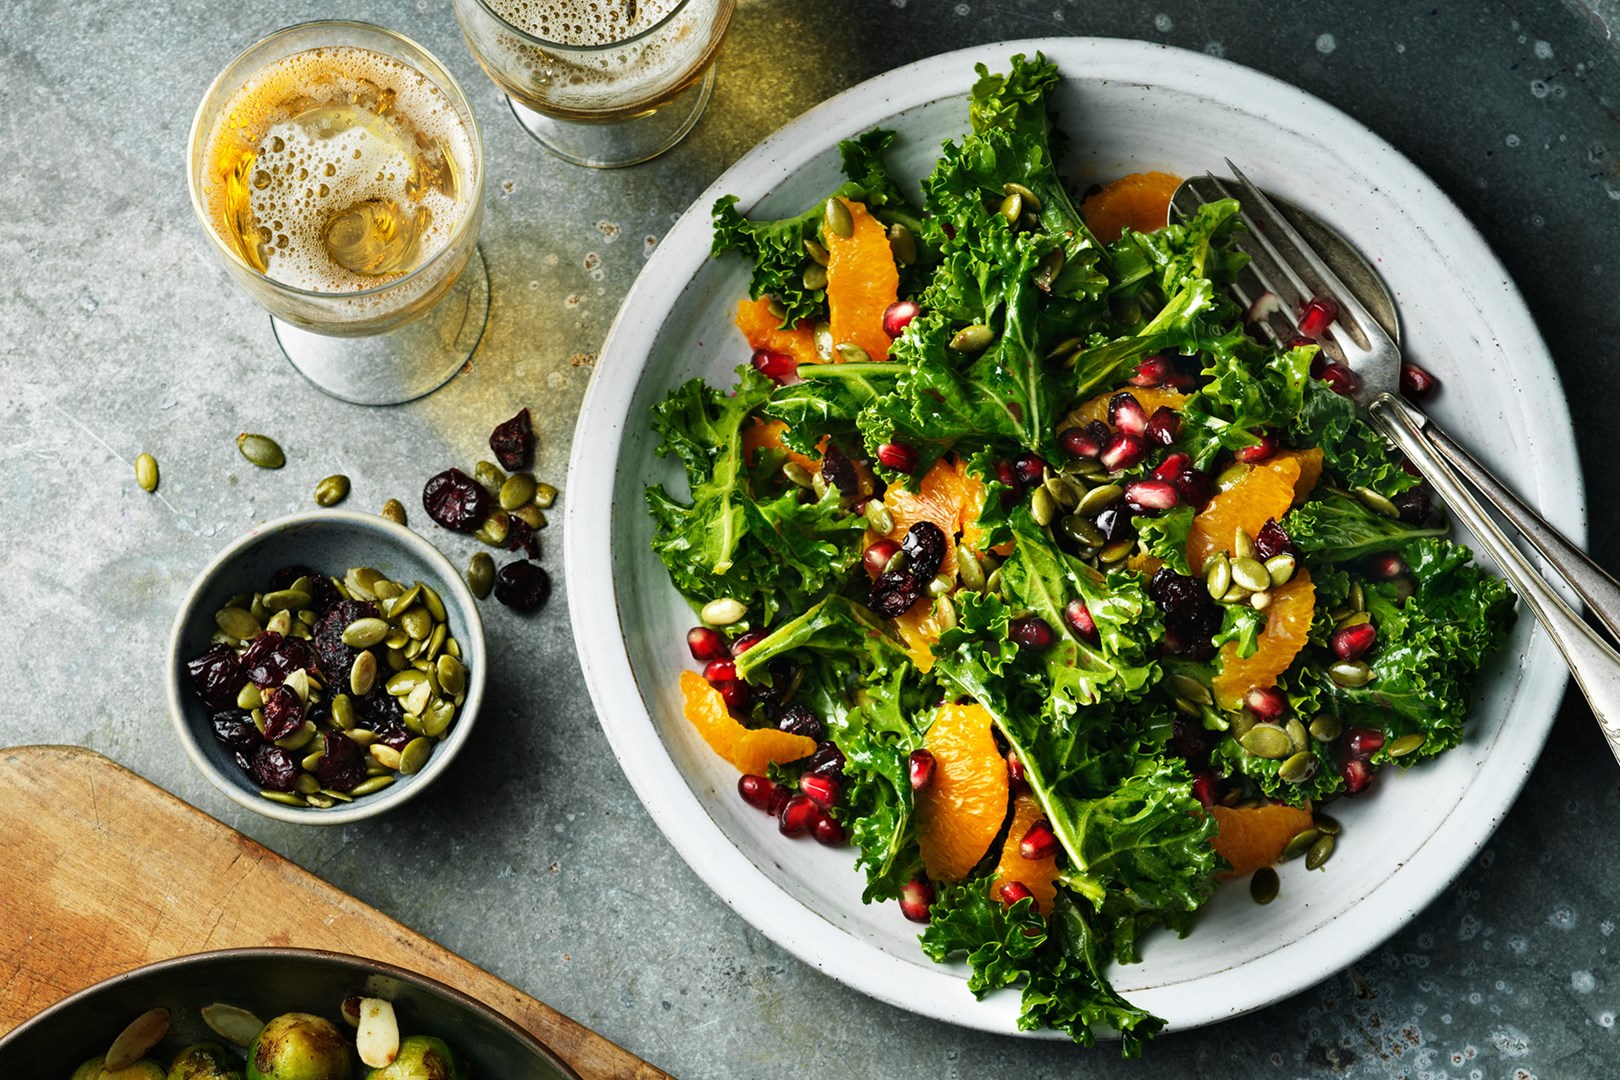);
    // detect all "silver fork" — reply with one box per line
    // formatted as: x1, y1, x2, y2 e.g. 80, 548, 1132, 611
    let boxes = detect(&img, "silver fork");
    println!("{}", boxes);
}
1174, 164, 1620, 763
